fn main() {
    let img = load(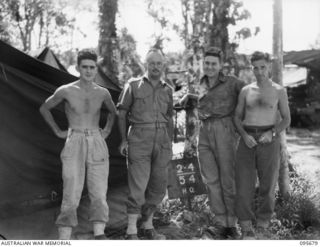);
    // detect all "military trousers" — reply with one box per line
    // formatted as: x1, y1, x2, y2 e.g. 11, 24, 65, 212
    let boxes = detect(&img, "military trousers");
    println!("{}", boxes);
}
127, 125, 172, 218
197, 117, 237, 227
55, 129, 109, 227
235, 127, 280, 230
